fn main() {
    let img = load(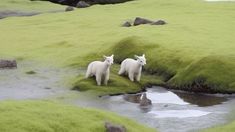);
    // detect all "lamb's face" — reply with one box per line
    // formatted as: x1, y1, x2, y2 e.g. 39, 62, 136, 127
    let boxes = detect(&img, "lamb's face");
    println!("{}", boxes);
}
104, 55, 114, 65
136, 54, 146, 66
